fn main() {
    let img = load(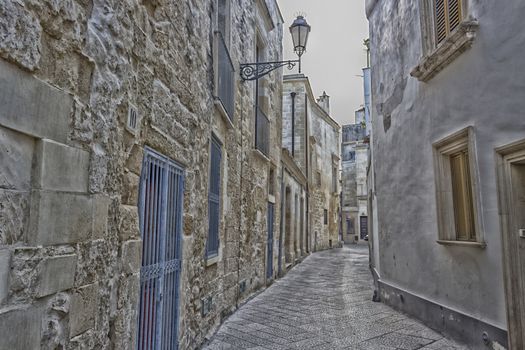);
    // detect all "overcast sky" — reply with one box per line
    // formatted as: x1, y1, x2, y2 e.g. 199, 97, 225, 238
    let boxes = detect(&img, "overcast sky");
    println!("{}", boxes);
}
276, 0, 369, 125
